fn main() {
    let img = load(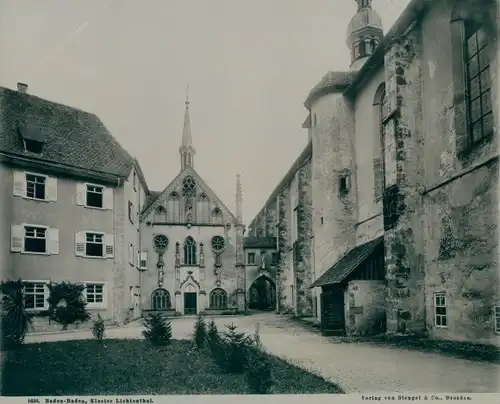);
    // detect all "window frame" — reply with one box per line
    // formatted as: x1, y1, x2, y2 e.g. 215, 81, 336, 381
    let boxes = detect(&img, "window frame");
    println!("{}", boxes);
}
151, 288, 171, 310
23, 280, 49, 311
247, 252, 256, 265
22, 224, 49, 255
84, 182, 105, 209
84, 231, 105, 258
25, 172, 48, 201
83, 282, 107, 309
494, 306, 500, 334
434, 293, 448, 328
183, 236, 197, 265
128, 200, 135, 224
463, 21, 493, 147
209, 288, 228, 310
